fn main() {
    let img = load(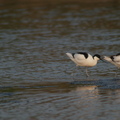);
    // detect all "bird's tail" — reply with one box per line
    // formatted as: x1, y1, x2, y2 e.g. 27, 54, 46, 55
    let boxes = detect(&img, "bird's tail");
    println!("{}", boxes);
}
66, 53, 74, 61
104, 56, 112, 62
